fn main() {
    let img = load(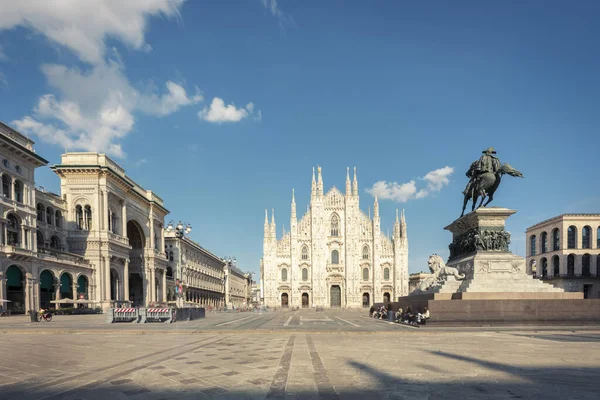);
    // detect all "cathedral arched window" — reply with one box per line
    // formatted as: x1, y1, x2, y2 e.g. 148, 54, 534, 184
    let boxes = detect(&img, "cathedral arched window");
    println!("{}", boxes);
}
76, 205, 84, 230
301, 245, 308, 260
37, 203, 45, 222
169, 251, 174, 262
567, 226, 577, 249
362, 245, 369, 260
541, 232, 548, 253
330, 214, 339, 237
331, 250, 339, 264
302, 268, 308, 281
362, 268, 369, 281
529, 235, 536, 256
84, 205, 92, 230
46, 206, 54, 225
281, 268, 288, 281
384, 268, 390, 280
552, 228, 560, 251
582, 226, 591, 249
